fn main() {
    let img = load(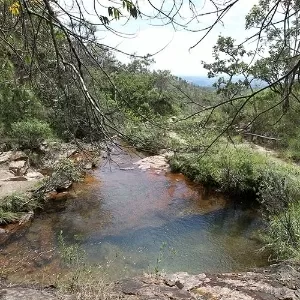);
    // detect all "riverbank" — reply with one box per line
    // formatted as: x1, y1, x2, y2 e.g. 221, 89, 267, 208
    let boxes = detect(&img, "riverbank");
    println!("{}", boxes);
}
0, 142, 100, 233
0, 261, 299, 299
